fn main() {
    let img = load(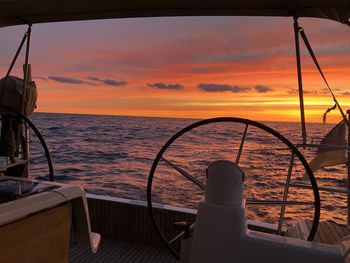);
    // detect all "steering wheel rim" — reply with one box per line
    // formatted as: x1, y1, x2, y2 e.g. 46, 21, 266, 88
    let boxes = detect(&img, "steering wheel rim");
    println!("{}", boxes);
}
0, 103, 54, 181
147, 117, 320, 259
